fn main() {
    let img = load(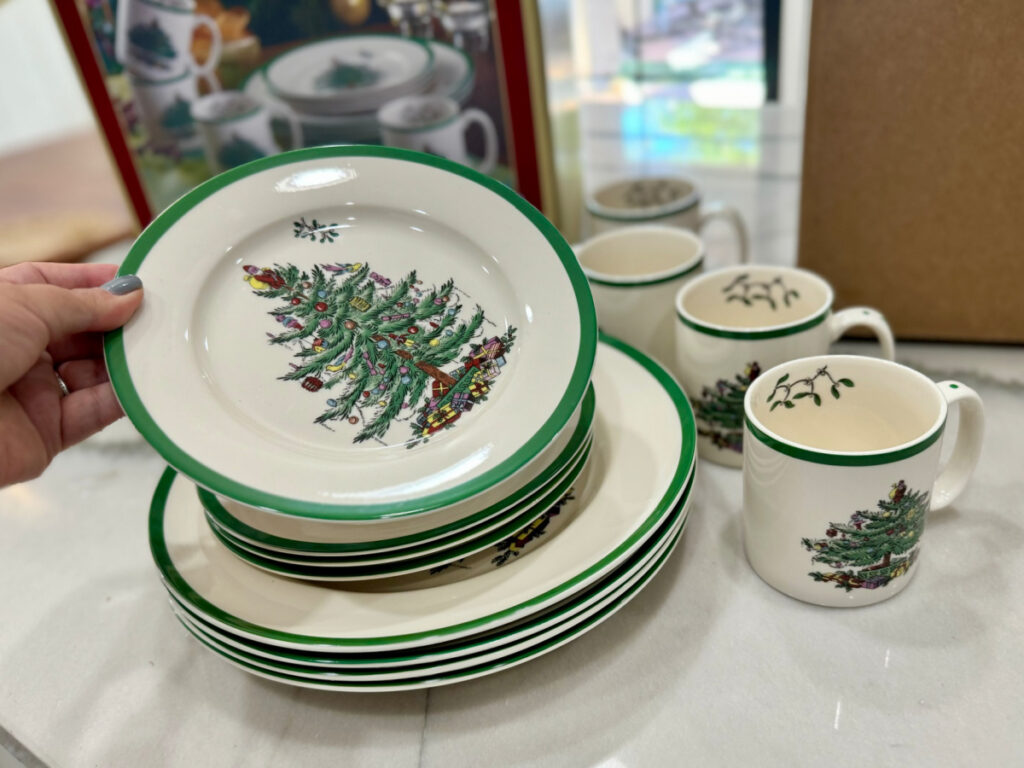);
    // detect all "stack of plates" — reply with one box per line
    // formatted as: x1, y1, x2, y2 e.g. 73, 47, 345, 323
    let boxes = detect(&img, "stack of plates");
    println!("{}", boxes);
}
107, 146, 697, 690
245, 37, 475, 146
